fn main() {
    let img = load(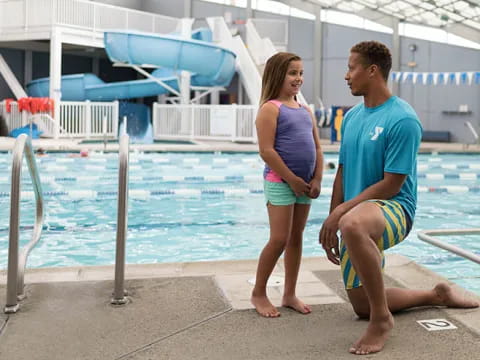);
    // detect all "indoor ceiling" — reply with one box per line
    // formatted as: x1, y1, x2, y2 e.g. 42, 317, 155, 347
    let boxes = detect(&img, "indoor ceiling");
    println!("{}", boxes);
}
285, 0, 480, 43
